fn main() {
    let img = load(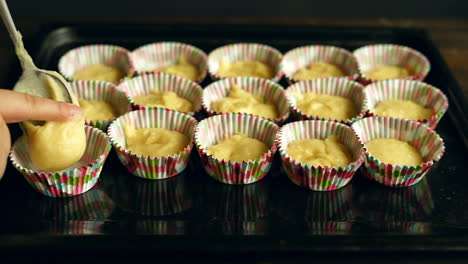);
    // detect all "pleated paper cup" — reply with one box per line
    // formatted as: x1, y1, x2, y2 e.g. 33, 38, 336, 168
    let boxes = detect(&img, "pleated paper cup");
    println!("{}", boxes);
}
285, 78, 366, 124
364, 79, 449, 129
9, 126, 112, 197
117, 72, 203, 116
195, 113, 279, 185
353, 44, 430, 84
58, 44, 135, 83
280, 45, 359, 84
70, 80, 132, 131
207, 43, 283, 82
132, 42, 208, 83
202, 77, 289, 124
277, 120, 365, 191
107, 109, 197, 180
351, 116, 445, 187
